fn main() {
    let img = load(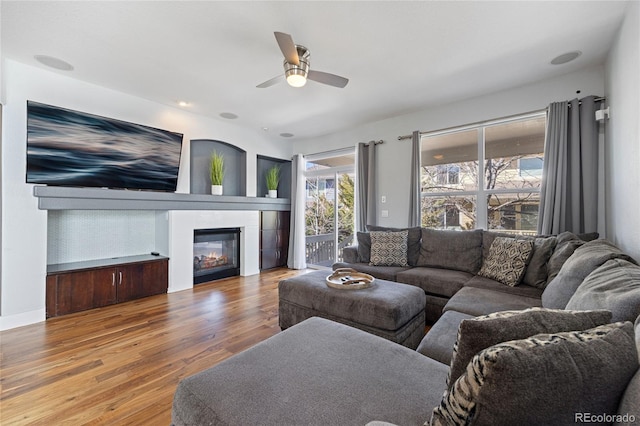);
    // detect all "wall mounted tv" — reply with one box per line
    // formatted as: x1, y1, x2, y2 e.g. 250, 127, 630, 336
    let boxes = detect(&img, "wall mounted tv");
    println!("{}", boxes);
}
26, 101, 183, 192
